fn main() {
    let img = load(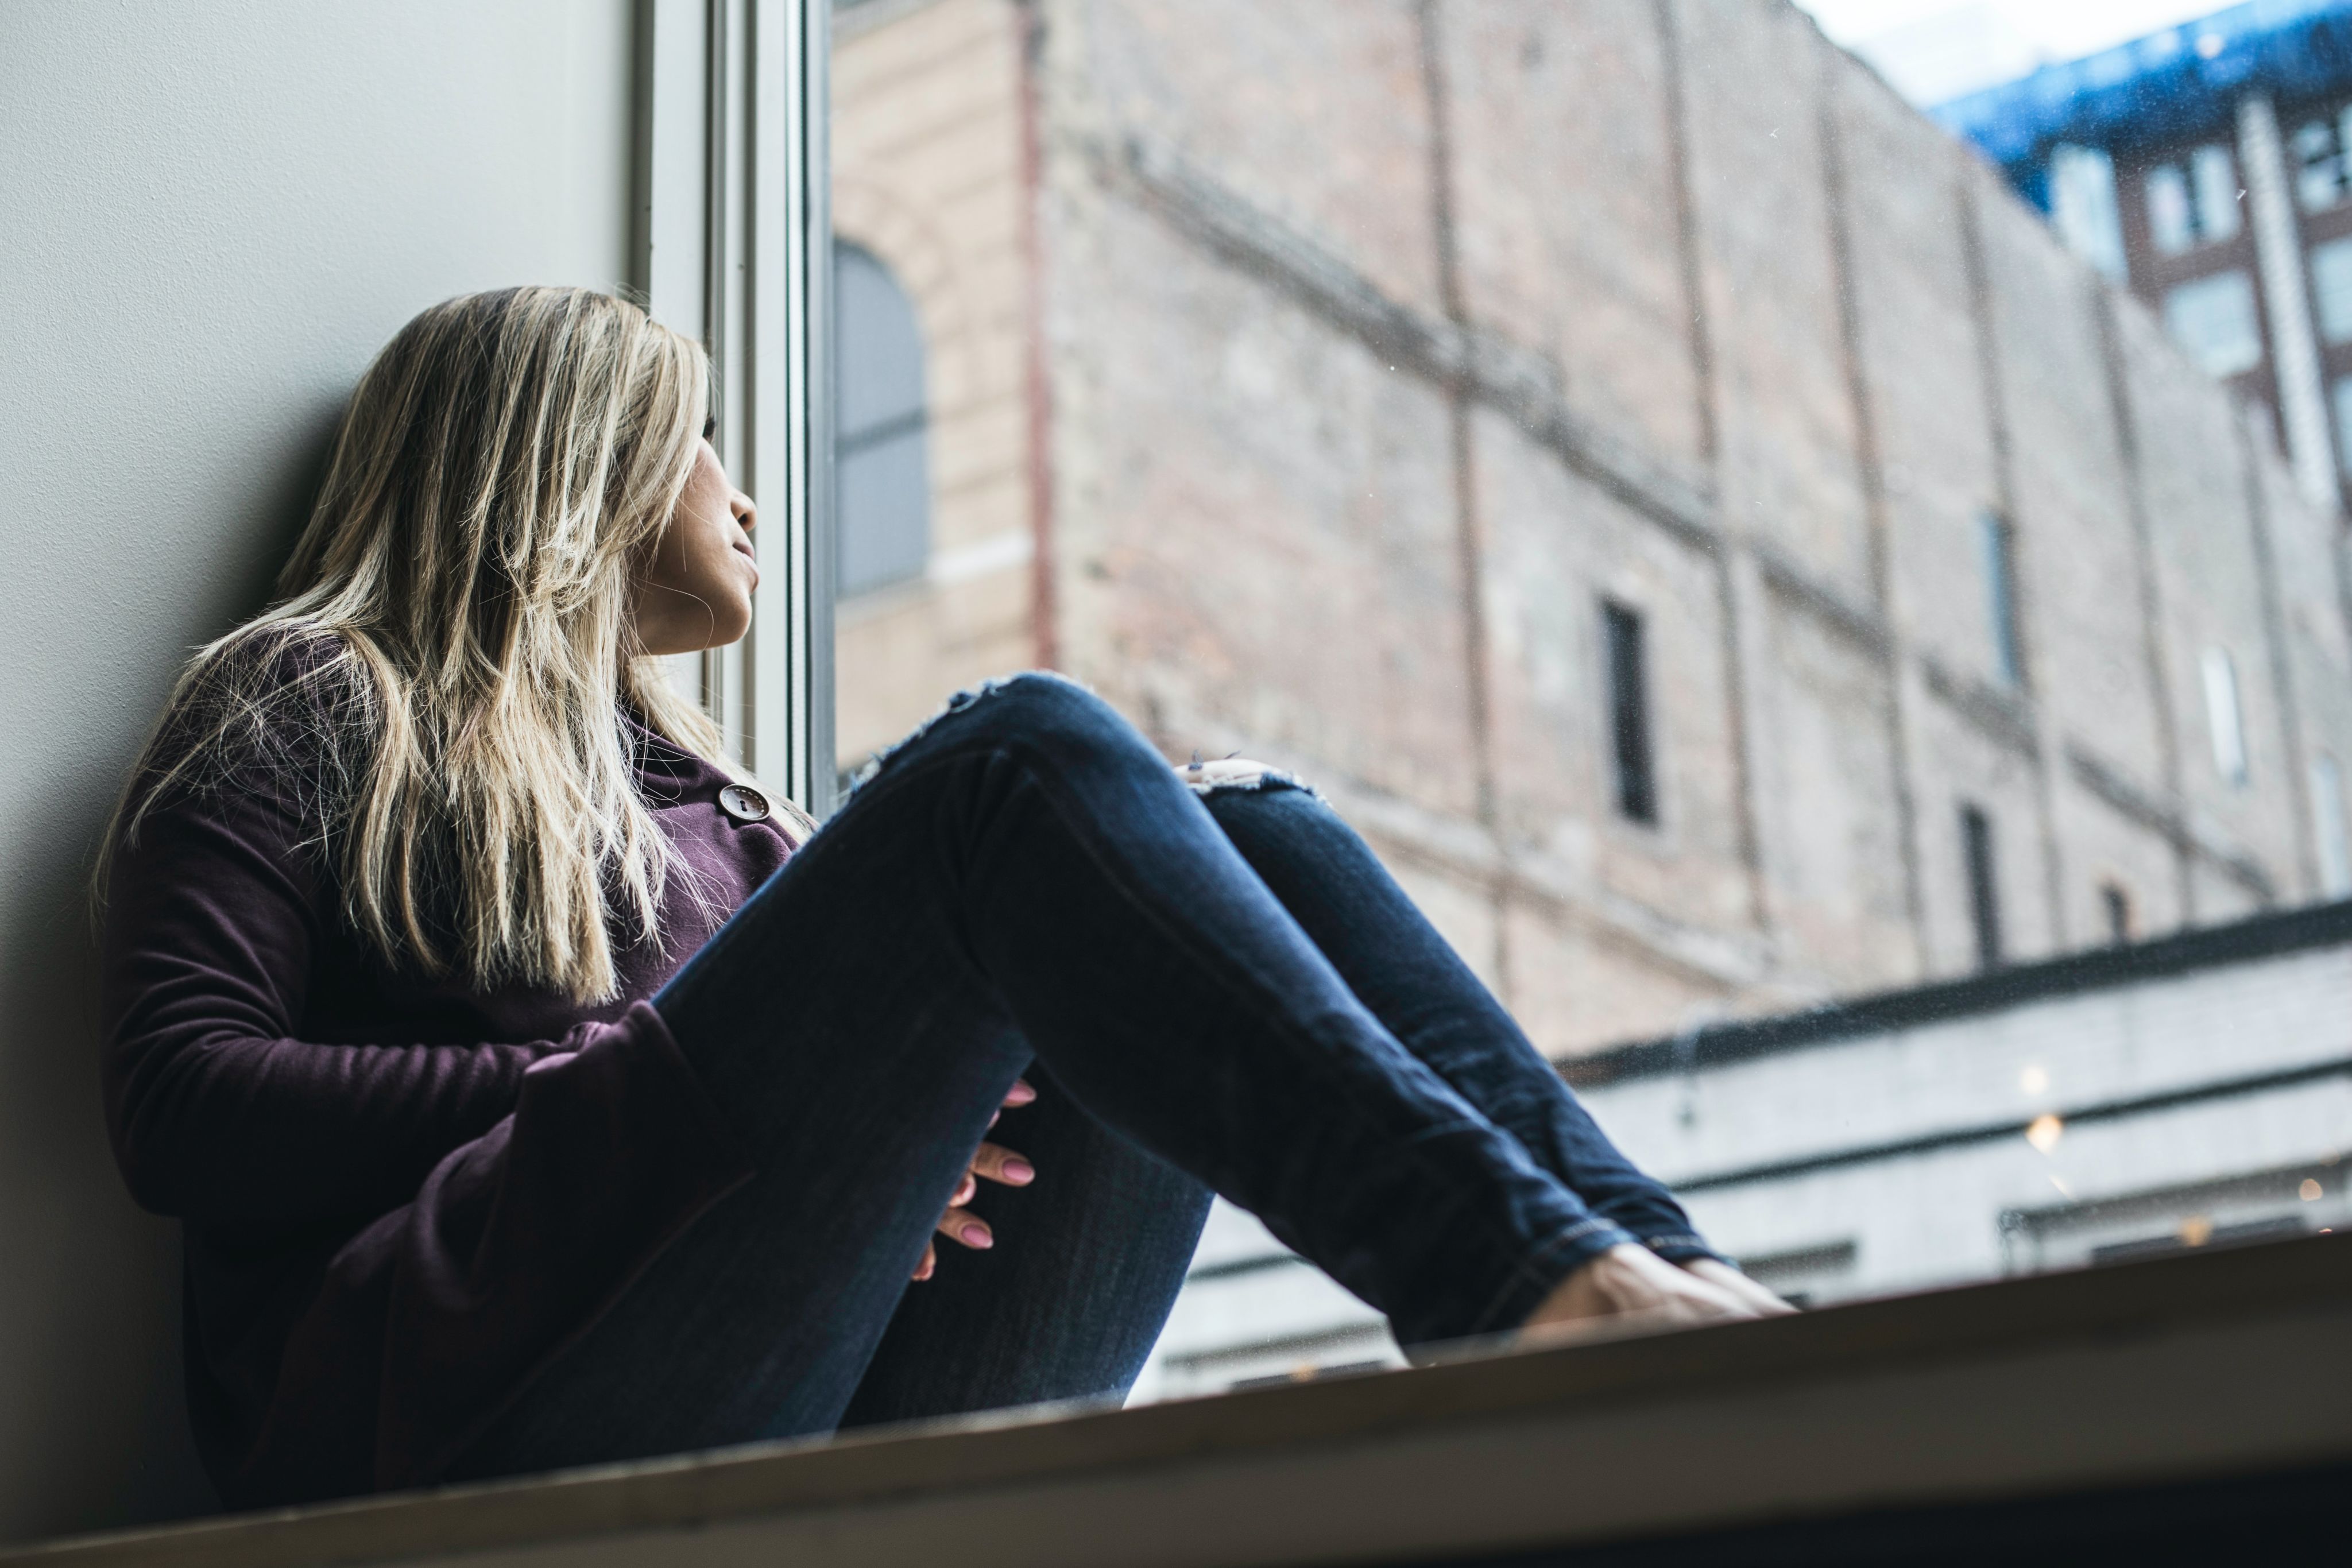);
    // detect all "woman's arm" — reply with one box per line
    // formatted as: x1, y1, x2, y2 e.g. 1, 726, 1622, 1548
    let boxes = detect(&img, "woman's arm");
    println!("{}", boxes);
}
99, 767, 574, 1232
